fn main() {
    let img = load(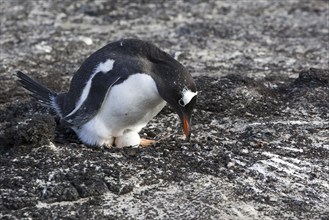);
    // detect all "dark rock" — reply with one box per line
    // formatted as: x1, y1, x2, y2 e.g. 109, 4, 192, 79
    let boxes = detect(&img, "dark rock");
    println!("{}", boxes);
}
293, 68, 329, 88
